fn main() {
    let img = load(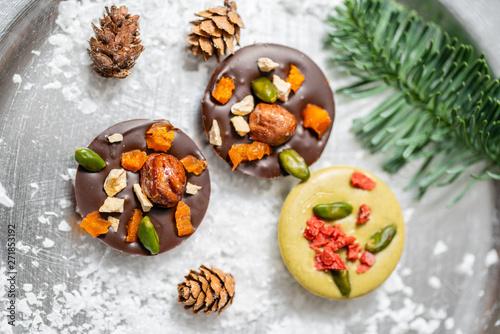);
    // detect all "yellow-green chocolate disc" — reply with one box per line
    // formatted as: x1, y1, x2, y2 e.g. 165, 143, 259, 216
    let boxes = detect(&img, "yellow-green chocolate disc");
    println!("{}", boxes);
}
278, 166, 405, 299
